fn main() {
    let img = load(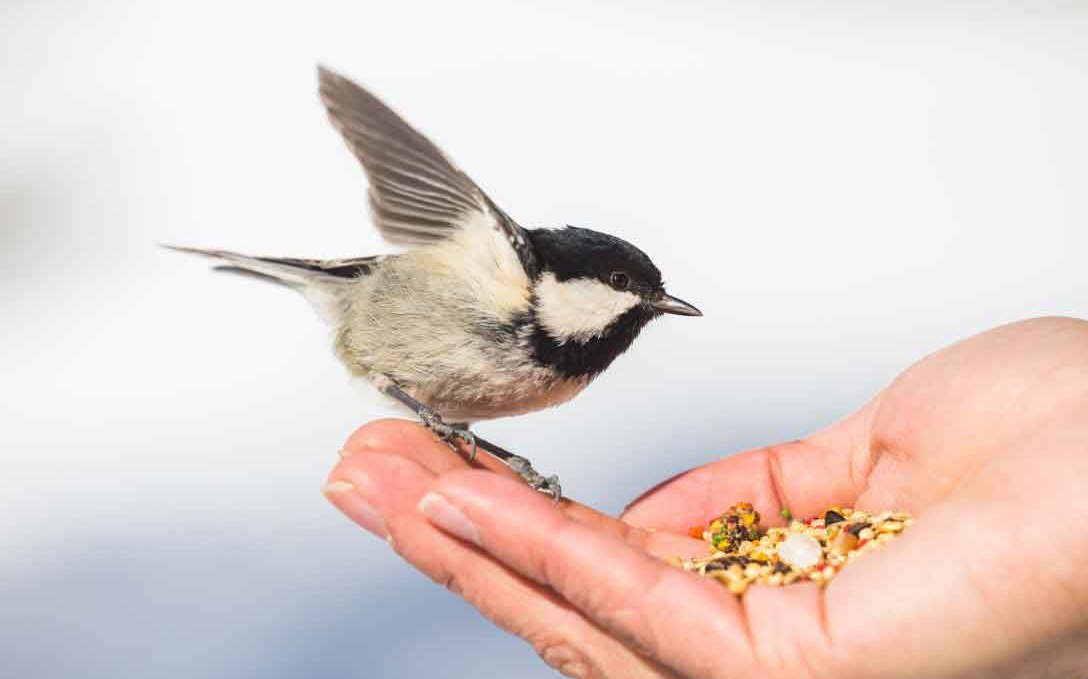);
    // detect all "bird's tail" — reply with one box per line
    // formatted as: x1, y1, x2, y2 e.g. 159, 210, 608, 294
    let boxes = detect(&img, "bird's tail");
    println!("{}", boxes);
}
163, 245, 383, 321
